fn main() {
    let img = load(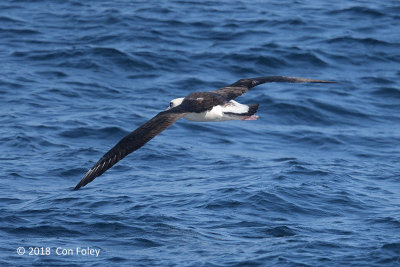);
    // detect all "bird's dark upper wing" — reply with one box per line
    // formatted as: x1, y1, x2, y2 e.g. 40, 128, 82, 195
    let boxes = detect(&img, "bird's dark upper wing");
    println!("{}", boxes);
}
74, 108, 187, 190
211, 76, 336, 100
